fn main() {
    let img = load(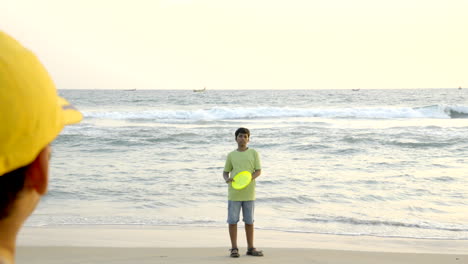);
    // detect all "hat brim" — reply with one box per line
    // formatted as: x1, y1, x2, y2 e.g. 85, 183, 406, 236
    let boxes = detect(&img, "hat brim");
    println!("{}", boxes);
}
58, 96, 83, 125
